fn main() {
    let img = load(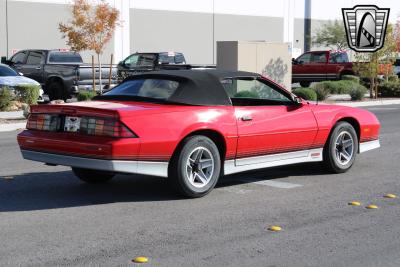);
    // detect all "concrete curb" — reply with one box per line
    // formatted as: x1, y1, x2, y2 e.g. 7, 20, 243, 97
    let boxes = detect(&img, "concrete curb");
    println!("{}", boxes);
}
0, 122, 26, 133
335, 99, 400, 107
